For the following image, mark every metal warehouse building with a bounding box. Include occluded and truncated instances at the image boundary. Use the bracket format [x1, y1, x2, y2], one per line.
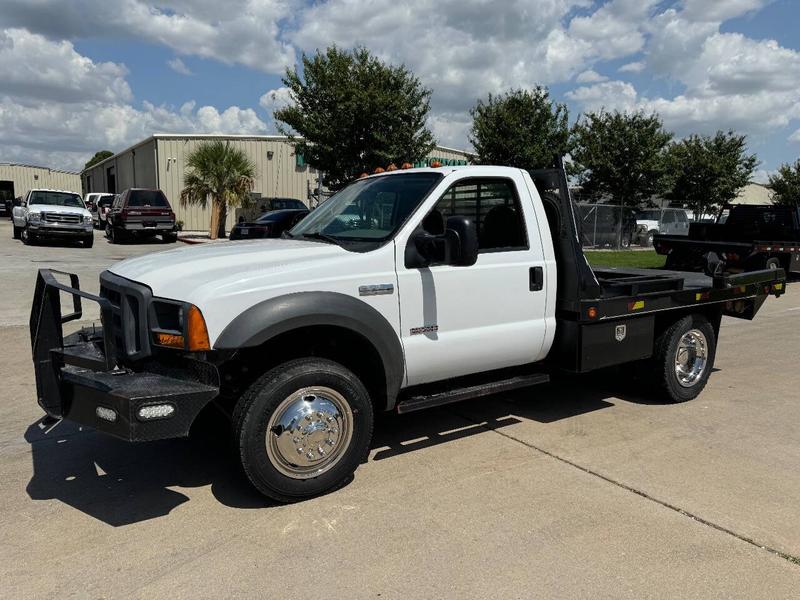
[81, 134, 473, 232]
[0, 163, 81, 207]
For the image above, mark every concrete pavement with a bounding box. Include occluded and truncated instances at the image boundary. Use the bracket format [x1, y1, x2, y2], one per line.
[1, 220, 799, 598]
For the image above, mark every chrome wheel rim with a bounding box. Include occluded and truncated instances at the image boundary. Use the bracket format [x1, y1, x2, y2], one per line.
[265, 386, 353, 480]
[674, 329, 708, 387]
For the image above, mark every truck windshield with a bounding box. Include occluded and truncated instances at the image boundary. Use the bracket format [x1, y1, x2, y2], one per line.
[290, 173, 442, 242]
[29, 191, 83, 207]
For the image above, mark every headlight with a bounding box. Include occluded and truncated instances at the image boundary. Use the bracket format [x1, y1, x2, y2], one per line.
[151, 300, 211, 352]
[83, 214, 93, 224]
[27, 211, 41, 223]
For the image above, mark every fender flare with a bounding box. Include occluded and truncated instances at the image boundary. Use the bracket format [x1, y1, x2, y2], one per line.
[214, 291, 404, 409]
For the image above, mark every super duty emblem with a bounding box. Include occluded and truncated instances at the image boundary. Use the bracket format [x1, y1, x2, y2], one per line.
[615, 324, 627, 342]
[410, 325, 438, 335]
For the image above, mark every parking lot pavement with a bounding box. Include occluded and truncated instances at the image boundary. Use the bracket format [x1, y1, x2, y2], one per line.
[0, 220, 172, 326]
[2, 218, 799, 597]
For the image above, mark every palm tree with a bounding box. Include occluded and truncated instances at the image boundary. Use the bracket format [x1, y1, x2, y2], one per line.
[180, 141, 256, 239]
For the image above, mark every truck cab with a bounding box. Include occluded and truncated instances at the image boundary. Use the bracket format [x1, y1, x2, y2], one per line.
[29, 164, 786, 503]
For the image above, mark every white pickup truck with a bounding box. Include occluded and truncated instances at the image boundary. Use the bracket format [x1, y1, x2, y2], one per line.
[13, 189, 94, 247]
[30, 161, 786, 502]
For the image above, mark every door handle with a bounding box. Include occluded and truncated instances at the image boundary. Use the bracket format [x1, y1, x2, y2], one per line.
[529, 266, 544, 291]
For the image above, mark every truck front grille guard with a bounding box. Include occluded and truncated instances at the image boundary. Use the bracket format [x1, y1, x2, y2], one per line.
[30, 269, 117, 417]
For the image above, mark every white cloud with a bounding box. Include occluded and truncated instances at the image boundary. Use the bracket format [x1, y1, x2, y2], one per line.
[259, 87, 293, 113]
[619, 61, 644, 73]
[681, 0, 772, 23]
[0, 97, 268, 171]
[0, 28, 131, 103]
[0, 0, 297, 73]
[576, 69, 608, 83]
[566, 81, 639, 113]
[167, 57, 192, 76]
[1, 0, 799, 166]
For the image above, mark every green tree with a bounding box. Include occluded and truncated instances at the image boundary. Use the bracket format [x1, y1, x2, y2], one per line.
[665, 131, 758, 219]
[274, 46, 435, 190]
[569, 110, 673, 207]
[180, 141, 256, 239]
[469, 87, 569, 171]
[769, 160, 800, 206]
[84, 150, 113, 170]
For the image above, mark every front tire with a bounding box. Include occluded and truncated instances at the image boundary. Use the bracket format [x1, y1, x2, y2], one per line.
[650, 314, 716, 403]
[233, 358, 374, 503]
[21, 226, 36, 245]
[82, 235, 94, 248]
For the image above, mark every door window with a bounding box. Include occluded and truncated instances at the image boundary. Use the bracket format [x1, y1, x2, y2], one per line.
[424, 178, 528, 252]
[662, 211, 675, 224]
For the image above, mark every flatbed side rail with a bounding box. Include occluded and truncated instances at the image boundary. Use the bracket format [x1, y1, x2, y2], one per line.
[29, 269, 116, 417]
[570, 268, 786, 322]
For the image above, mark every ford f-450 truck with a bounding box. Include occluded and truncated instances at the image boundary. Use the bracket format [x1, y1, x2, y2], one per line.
[30, 161, 786, 502]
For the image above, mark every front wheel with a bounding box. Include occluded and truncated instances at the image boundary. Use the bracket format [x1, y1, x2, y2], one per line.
[21, 226, 36, 245]
[233, 358, 374, 503]
[649, 314, 716, 402]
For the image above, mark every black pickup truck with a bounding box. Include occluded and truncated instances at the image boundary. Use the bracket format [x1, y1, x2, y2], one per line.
[655, 204, 800, 275]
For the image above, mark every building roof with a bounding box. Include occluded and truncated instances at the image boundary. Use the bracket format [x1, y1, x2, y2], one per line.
[0, 162, 80, 175]
[81, 133, 474, 174]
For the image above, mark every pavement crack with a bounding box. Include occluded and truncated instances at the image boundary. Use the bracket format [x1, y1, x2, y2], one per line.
[450, 407, 800, 568]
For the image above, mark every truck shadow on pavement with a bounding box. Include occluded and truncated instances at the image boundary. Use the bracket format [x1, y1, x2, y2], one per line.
[23, 372, 673, 526]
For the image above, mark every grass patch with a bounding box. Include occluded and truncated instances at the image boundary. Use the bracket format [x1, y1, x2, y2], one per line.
[585, 250, 666, 269]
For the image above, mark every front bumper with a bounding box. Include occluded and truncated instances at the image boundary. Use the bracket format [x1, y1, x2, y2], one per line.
[30, 270, 219, 442]
[28, 223, 93, 237]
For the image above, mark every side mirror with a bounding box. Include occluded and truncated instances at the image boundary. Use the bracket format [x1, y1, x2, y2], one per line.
[443, 216, 478, 266]
[405, 215, 478, 268]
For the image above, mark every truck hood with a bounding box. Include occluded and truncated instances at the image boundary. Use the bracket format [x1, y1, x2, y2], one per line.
[30, 204, 90, 216]
[108, 238, 352, 301]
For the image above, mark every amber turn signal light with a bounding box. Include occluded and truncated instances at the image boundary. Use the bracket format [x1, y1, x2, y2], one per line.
[186, 305, 211, 352]
[154, 332, 184, 348]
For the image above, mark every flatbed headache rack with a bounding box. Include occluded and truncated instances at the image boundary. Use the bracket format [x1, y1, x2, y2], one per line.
[528, 160, 787, 325]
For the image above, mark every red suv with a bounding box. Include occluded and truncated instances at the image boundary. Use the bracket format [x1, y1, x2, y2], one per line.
[106, 188, 177, 244]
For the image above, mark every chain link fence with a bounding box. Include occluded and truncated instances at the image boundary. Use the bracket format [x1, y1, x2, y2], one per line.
[575, 202, 643, 250]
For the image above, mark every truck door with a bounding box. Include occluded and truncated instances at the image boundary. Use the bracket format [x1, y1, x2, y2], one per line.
[661, 209, 676, 235]
[395, 171, 549, 386]
[676, 210, 689, 235]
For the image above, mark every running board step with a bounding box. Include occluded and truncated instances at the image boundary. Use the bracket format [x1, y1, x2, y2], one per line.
[396, 373, 550, 414]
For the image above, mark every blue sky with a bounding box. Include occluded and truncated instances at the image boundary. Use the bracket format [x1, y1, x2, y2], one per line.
[0, 0, 798, 178]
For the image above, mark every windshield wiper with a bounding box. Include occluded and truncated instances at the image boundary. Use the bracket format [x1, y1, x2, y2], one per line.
[301, 231, 341, 245]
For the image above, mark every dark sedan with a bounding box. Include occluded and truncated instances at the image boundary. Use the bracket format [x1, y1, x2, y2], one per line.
[229, 209, 309, 240]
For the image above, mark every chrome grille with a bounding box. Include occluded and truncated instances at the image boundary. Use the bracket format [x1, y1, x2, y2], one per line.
[43, 212, 81, 224]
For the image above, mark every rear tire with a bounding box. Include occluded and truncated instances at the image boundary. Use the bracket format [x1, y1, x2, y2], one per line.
[765, 257, 781, 270]
[649, 314, 716, 403]
[232, 358, 374, 503]
[162, 232, 178, 243]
